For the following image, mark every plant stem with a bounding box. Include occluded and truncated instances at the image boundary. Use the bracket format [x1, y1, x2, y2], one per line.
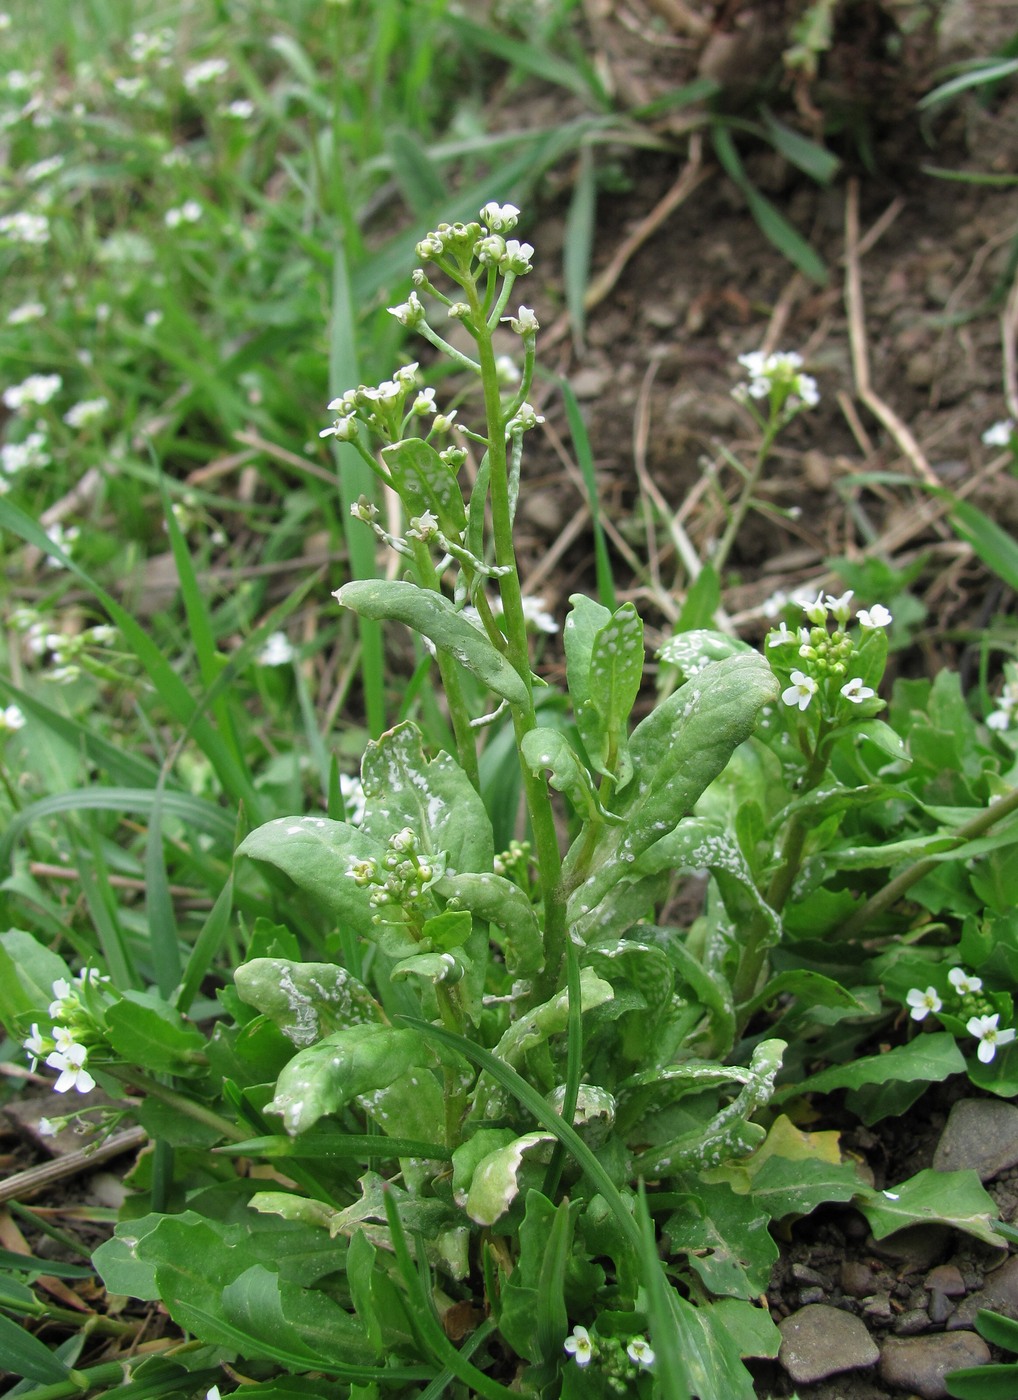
[711, 417, 781, 576]
[466, 280, 566, 994]
[411, 540, 480, 789]
[104, 1066, 247, 1142]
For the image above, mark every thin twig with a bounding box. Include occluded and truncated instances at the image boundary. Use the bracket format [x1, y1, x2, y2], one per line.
[0, 1127, 148, 1205]
[844, 177, 940, 487]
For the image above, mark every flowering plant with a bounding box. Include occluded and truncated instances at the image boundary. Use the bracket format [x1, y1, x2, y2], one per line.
[3, 204, 1018, 1399]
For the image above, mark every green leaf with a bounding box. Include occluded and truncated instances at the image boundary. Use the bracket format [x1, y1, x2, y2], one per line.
[656, 628, 753, 679]
[664, 1179, 778, 1298]
[0, 1312, 74, 1384]
[0, 929, 71, 1028]
[858, 1169, 1001, 1247]
[738, 1152, 862, 1219]
[760, 109, 841, 184]
[334, 580, 531, 705]
[268, 1024, 432, 1135]
[567, 654, 778, 917]
[361, 720, 493, 874]
[585, 602, 644, 786]
[238, 816, 384, 935]
[522, 727, 606, 824]
[464, 1132, 556, 1225]
[743, 969, 864, 1021]
[712, 125, 828, 284]
[945, 1362, 1018, 1400]
[104, 991, 206, 1073]
[381, 437, 466, 536]
[773, 1031, 965, 1102]
[234, 958, 383, 1047]
[436, 869, 543, 976]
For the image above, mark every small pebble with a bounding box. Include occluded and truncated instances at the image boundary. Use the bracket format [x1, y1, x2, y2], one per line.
[924, 1264, 965, 1297]
[895, 1307, 931, 1336]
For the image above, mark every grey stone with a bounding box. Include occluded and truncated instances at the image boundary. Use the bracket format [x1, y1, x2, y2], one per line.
[778, 1303, 880, 1384]
[895, 1307, 932, 1336]
[949, 1254, 1018, 1329]
[933, 1098, 1018, 1181]
[928, 1290, 956, 1325]
[842, 1260, 879, 1298]
[925, 1264, 966, 1297]
[880, 1331, 990, 1400]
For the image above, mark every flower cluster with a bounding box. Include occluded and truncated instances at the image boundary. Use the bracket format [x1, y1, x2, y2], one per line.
[765, 590, 890, 722]
[906, 966, 1016, 1064]
[319, 362, 432, 447]
[564, 1324, 655, 1387]
[23, 971, 111, 1095]
[733, 349, 819, 416]
[12, 611, 120, 685]
[348, 827, 447, 927]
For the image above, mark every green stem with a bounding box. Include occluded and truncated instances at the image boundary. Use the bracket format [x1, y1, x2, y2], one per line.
[732, 725, 830, 1014]
[104, 1066, 247, 1142]
[411, 541, 480, 790]
[711, 417, 781, 576]
[466, 280, 567, 995]
[836, 780, 1018, 941]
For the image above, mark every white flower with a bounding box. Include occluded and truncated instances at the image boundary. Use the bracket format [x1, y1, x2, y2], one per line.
[205, 1388, 221, 1400]
[49, 978, 76, 1019]
[494, 354, 520, 385]
[982, 420, 1015, 447]
[45, 1043, 96, 1094]
[948, 967, 982, 996]
[387, 290, 425, 328]
[967, 1013, 1016, 1064]
[988, 707, 1012, 732]
[0, 211, 50, 245]
[841, 677, 875, 704]
[7, 300, 45, 325]
[37, 1117, 57, 1137]
[23, 1023, 49, 1069]
[410, 387, 436, 416]
[506, 403, 543, 435]
[113, 76, 146, 100]
[480, 201, 520, 232]
[339, 773, 365, 826]
[0, 703, 25, 734]
[500, 239, 534, 275]
[164, 200, 202, 228]
[0, 13, 11, 30]
[627, 1336, 655, 1368]
[781, 670, 818, 711]
[63, 397, 109, 429]
[735, 349, 818, 408]
[857, 604, 892, 629]
[144, 309, 163, 327]
[257, 631, 294, 667]
[222, 99, 254, 119]
[825, 590, 854, 626]
[183, 58, 228, 92]
[320, 413, 357, 441]
[3, 373, 61, 411]
[52, 1025, 79, 1054]
[802, 591, 828, 626]
[44, 523, 79, 565]
[906, 986, 941, 1022]
[505, 305, 539, 335]
[407, 510, 439, 541]
[521, 596, 557, 634]
[127, 28, 174, 63]
[1, 431, 50, 474]
[564, 1325, 593, 1367]
[766, 621, 795, 647]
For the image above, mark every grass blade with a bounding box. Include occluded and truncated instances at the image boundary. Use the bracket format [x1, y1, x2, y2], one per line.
[560, 377, 617, 609]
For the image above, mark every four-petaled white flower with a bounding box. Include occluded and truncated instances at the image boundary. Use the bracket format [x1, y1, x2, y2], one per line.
[505, 305, 539, 335]
[45, 1042, 96, 1094]
[735, 349, 819, 408]
[627, 1336, 655, 1368]
[564, 1325, 593, 1367]
[966, 1013, 1016, 1064]
[857, 604, 892, 629]
[387, 290, 425, 328]
[948, 967, 982, 996]
[480, 201, 520, 232]
[803, 592, 827, 625]
[825, 590, 854, 626]
[781, 670, 818, 711]
[906, 986, 941, 1021]
[23, 1023, 49, 1070]
[49, 978, 76, 1019]
[840, 677, 874, 704]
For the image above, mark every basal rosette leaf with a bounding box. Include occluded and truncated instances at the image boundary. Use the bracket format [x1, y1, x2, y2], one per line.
[334, 579, 531, 706]
[360, 719, 493, 874]
[233, 958, 383, 1047]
